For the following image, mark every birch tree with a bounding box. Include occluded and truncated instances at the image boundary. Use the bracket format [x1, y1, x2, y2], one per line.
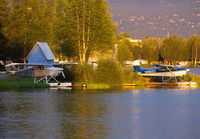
[141, 37, 159, 64]
[54, 0, 115, 64]
[188, 34, 200, 65]
[4, 0, 55, 61]
[160, 34, 188, 63]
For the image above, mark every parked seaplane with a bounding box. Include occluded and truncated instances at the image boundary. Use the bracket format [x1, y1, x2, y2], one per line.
[5, 62, 76, 83]
[5, 42, 78, 85]
[133, 60, 190, 82]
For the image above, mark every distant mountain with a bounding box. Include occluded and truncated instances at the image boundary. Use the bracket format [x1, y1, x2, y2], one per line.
[107, 0, 200, 38]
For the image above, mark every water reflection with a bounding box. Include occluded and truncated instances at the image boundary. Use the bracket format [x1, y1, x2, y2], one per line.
[0, 88, 200, 138]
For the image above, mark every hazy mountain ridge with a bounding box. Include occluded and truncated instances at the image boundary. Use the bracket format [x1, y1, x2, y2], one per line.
[107, 0, 200, 38]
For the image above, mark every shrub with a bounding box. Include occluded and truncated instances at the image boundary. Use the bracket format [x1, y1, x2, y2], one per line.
[63, 66, 74, 81]
[123, 69, 147, 85]
[72, 64, 95, 82]
[95, 58, 123, 86]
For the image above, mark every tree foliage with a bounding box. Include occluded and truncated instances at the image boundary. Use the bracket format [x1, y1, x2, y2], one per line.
[0, 0, 115, 63]
[118, 32, 132, 40]
[3, 0, 55, 61]
[132, 42, 142, 60]
[0, 0, 9, 60]
[0, 0, 200, 66]
[187, 34, 200, 65]
[141, 37, 159, 64]
[96, 58, 123, 86]
[54, 0, 115, 64]
[117, 38, 132, 64]
[160, 34, 189, 63]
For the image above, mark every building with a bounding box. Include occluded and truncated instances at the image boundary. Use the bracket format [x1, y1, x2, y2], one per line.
[26, 42, 56, 64]
[128, 38, 142, 43]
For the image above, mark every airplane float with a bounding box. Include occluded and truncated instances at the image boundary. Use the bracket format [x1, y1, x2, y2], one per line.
[5, 63, 77, 84]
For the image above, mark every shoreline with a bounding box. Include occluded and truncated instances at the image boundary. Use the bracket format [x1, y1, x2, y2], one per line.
[0, 69, 200, 90]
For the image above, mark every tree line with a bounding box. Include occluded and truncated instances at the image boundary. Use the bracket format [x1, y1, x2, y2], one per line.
[0, 0, 200, 66]
[117, 33, 200, 66]
[0, 0, 115, 64]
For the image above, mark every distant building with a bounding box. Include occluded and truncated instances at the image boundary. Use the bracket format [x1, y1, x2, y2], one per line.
[26, 42, 56, 64]
[128, 38, 142, 43]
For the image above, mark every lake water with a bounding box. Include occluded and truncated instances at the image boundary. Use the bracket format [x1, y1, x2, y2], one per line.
[189, 68, 200, 75]
[1, 88, 200, 139]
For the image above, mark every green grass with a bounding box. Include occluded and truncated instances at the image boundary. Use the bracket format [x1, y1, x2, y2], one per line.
[0, 78, 50, 90]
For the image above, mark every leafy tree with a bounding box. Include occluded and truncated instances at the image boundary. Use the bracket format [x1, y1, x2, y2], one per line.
[187, 34, 200, 65]
[141, 37, 159, 64]
[118, 32, 132, 40]
[0, 0, 9, 60]
[0, 33, 8, 60]
[160, 34, 188, 63]
[132, 42, 142, 60]
[4, 0, 55, 61]
[117, 38, 132, 64]
[53, 0, 78, 59]
[54, 0, 115, 64]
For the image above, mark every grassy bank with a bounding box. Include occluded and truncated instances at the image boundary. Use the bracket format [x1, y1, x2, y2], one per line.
[72, 82, 110, 89]
[180, 73, 200, 87]
[0, 78, 50, 90]
[61, 58, 148, 88]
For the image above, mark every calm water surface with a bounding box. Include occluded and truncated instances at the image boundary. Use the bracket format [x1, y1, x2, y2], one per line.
[189, 68, 200, 75]
[0, 88, 200, 139]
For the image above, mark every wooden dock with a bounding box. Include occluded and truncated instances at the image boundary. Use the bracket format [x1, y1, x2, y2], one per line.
[147, 82, 197, 87]
[48, 82, 72, 88]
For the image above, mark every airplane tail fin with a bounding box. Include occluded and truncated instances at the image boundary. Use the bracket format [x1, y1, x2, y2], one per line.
[133, 60, 141, 72]
[133, 66, 141, 72]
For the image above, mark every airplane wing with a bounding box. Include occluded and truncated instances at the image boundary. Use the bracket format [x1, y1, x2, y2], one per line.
[153, 65, 176, 68]
[5, 63, 52, 67]
[152, 64, 161, 67]
[52, 63, 78, 66]
[5, 62, 78, 67]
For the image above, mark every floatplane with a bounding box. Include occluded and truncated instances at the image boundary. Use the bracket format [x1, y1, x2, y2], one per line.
[132, 60, 196, 86]
[5, 42, 77, 87]
[5, 63, 77, 85]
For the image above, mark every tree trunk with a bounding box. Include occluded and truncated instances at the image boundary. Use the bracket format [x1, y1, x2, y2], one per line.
[82, 22, 86, 64]
[80, 0, 88, 65]
[194, 44, 198, 66]
[75, 2, 83, 64]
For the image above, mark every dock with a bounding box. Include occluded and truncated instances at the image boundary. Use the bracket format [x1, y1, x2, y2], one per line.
[147, 82, 197, 88]
[48, 82, 72, 88]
